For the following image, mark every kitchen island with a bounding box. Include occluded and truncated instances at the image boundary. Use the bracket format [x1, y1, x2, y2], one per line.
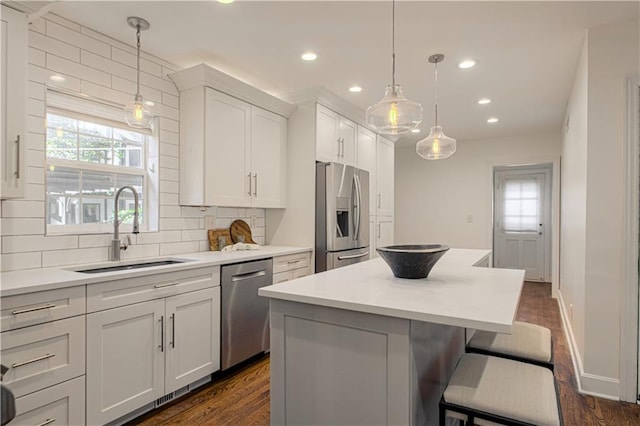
[259, 249, 525, 426]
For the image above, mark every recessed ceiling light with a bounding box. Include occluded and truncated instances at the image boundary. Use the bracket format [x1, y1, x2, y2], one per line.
[478, 98, 491, 105]
[217, 0, 234, 4]
[458, 59, 476, 69]
[144, 100, 155, 107]
[49, 75, 66, 82]
[411, 128, 421, 133]
[349, 86, 362, 93]
[487, 117, 499, 124]
[301, 52, 317, 61]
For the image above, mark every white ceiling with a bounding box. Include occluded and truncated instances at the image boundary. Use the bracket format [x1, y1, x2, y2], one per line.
[29, 1, 640, 146]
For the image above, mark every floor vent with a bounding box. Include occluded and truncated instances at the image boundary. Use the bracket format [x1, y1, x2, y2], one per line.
[155, 385, 190, 407]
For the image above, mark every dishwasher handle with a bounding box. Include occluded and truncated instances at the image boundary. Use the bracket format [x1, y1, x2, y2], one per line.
[231, 270, 267, 282]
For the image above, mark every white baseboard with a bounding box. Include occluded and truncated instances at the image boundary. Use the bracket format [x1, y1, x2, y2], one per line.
[557, 291, 620, 400]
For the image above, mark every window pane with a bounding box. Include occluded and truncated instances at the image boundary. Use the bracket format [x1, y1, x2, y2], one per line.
[47, 114, 77, 132]
[46, 128, 78, 160]
[502, 177, 540, 232]
[114, 140, 143, 168]
[79, 134, 112, 164]
[79, 120, 112, 138]
[83, 171, 114, 197]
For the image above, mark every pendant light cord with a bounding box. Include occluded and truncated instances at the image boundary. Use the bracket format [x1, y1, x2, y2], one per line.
[434, 59, 439, 126]
[391, 0, 396, 87]
[136, 25, 141, 96]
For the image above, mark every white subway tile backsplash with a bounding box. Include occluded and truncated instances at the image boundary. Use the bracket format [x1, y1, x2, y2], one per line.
[2, 235, 78, 253]
[46, 21, 110, 57]
[181, 207, 215, 218]
[27, 98, 44, 118]
[47, 54, 111, 87]
[27, 115, 45, 135]
[78, 234, 112, 248]
[45, 14, 81, 32]
[159, 241, 200, 256]
[1, 201, 45, 219]
[181, 229, 206, 242]
[42, 247, 106, 268]
[25, 184, 45, 201]
[27, 131, 45, 151]
[140, 72, 178, 96]
[162, 92, 179, 108]
[81, 50, 136, 82]
[160, 205, 182, 218]
[160, 193, 179, 206]
[27, 150, 45, 168]
[111, 76, 162, 104]
[28, 46, 46, 67]
[29, 17, 46, 35]
[79, 80, 130, 106]
[27, 167, 45, 185]
[160, 180, 179, 194]
[160, 143, 178, 158]
[160, 118, 179, 133]
[120, 244, 160, 260]
[111, 47, 162, 77]
[136, 230, 182, 245]
[160, 168, 179, 183]
[28, 81, 45, 100]
[160, 218, 201, 231]
[199, 241, 210, 252]
[217, 207, 246, 218]
[160, 155, 178, 170]
[30, 31, 80, 62]
[1, 219, 45, 236]
[159, 129, 179, 145]
[153, 103, 179, 121]
[0, 252, 42, 271]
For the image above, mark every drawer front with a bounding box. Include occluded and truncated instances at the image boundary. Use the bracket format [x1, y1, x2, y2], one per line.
[1, 286, 85, 332]
[87, 266, 220, 312]
[12, 376, 85, 426]
[291, 267, 311, 279]
[1, 316, 85, 398]
[273, 271, 293, 284]
[273, 252, 311, 274]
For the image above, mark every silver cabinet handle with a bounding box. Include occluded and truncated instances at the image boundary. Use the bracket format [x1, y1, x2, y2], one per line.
[337, 251, 369, 260]
[170, 313, 175, 348]
[12, 303, 56, 315]
[337, 138, 341, 157]
[154, 281, 179, 289]
[286, 260, 300, 265]
[231, 270, 266, 282]
[12, 353, 55, 368]
[36, 419, 56, 426]
[247, 172, 252, 196]
[15, 135, 20, 178]
[253, 173, 258, 197]
[377, 223, 381, 239]
[159, 316, 164, 352]
[377, 193, 381, 209]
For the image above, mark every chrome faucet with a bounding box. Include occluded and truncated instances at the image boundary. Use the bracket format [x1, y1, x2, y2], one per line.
[111, 185, 140, 261]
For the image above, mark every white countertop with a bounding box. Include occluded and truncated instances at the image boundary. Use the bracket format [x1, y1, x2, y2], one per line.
[259, 249, 524, 333]
[0, 246, 311, 297]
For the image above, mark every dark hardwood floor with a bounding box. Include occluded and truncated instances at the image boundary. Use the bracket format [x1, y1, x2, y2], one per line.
[128, 282, 640, 426]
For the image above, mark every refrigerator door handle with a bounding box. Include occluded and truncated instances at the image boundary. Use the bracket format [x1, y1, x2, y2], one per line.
[337, 251, 370, 260]
[353, 174, 361, 242]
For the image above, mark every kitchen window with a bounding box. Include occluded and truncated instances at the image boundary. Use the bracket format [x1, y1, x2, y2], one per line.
[45, 91, 159, 235]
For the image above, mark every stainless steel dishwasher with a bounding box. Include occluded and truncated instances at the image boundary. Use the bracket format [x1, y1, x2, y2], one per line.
[220, 258, 273, 370]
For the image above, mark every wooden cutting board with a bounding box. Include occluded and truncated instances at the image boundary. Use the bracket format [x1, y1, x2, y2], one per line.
[230, 219, 256, 244]
[208, 228, 232, 251]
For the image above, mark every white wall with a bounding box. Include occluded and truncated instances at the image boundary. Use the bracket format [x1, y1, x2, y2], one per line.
[0, 13, 265, 272]
[560, 18, 640, 398]
[395, 132, 561, 250]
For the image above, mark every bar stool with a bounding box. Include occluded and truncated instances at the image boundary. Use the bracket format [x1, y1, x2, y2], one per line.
[439, 353, 563, 426]
[467, 321, 554, 371]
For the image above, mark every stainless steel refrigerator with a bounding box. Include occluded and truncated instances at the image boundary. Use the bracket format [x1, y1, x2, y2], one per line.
[316, 162, 370, 272]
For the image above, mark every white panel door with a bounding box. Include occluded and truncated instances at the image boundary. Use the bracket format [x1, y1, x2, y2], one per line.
[204, 88, 252, 207]
[376, 216, 394, 249]
[494, 168, 550, 281]
[376, 136, 394, 216]
[251, 106, 287, 207]
[165, 287, 220, 393]
[339, 117, 357, 166]
[86, 300, 165, 425]
[0, 5, 26, 199]
[356, 125, 377, 216]
[316, 104, 340, 163]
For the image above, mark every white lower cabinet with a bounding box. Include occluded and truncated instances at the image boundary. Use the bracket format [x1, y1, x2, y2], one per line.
[86, 287, 220, 425]
[376, 216, 394, 251]
[272, 251, 312, 283]
[12, 376, 85, 426]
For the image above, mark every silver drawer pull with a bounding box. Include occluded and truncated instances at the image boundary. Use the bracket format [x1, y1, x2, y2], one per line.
[36, 419, 55, 426]
[12, 353, 55, 368]
[337, 251, 369, 260]
[286, 260, 300, 265]
[231, 270, 266, 282]
[154, 281, 180, 289]
[12, 303, 56, 315]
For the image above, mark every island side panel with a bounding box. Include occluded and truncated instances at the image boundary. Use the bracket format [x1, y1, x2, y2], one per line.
[410, 321, 465, 426]
[269, 299, 413, 425]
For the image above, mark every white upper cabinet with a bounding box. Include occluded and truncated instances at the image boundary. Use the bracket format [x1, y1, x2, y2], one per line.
[170, 63, 293, 208]
[356, 125, 377, 215]
[376, 135, 394, 216]
[1, 5, 27, 199]
[316, 104, 356, 166]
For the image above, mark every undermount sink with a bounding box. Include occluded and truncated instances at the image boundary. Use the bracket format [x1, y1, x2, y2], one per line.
[76, 259, 188, 274]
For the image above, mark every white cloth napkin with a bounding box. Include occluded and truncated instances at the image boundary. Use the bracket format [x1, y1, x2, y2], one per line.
[221, 242, 261, 252]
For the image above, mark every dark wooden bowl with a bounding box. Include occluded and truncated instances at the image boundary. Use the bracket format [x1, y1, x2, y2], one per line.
[376, 244, 449, 279]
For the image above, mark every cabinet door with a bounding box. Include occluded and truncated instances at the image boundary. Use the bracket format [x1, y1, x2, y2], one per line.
[251, 106, 287, 208]
[86, 300, 165, 425]
[376, 136, 395, 216]
[356, 126, 377, 215]
[316, 104, 340, 163]
[0, 5, 27, 199]
[165, 287, 220, 393]
[339, 117, 357, 166]
[204, 88, 252, 207]
[376, 216, 394, 249]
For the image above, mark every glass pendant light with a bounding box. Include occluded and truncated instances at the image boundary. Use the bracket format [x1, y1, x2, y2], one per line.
[416, 54, 457, 160]
[366, 0, 422, 135]
[124, 17, 154, 129]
